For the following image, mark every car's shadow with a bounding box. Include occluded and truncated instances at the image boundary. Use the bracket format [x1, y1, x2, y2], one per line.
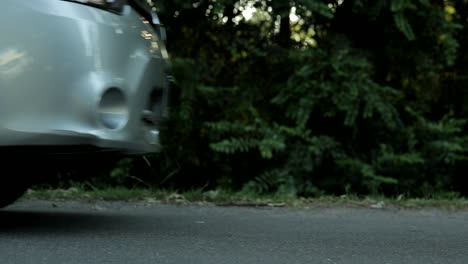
[0, 209, 138, 236]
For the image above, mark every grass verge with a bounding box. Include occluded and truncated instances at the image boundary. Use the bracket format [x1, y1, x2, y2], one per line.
[22, 186, 468, 211]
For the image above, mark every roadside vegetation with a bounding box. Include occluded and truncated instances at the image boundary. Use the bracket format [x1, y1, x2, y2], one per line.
[24, 186, 468, 211]
[34, 0, 468, 204]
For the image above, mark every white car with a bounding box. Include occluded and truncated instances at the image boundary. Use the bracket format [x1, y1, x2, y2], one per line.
[0, 0, 171, 207]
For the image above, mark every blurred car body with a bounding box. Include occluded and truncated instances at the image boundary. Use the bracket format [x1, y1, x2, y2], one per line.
[0, 0, 170, 207]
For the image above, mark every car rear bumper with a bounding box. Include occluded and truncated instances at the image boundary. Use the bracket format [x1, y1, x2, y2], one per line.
[0, 128, 160, 155]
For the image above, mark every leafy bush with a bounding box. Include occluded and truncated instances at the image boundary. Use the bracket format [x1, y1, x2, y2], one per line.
[100, 0, 468, 198]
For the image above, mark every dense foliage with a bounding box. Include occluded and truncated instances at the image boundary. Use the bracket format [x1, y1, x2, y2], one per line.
[98, 0, 468, 197]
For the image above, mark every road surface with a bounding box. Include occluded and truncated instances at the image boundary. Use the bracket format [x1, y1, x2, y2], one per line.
[0, 200, 467, 264]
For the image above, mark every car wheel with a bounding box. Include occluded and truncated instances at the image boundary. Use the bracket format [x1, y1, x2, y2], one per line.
[0, 177, 30, 208]
[0, 155, 40, 208]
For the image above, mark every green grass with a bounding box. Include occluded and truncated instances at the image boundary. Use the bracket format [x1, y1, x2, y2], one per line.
[22, 186, 468, 211]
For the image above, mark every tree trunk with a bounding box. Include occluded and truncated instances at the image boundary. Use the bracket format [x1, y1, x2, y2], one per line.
[275, 3, 292, 48]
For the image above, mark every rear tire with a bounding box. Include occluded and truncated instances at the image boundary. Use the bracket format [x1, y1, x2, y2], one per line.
[0, 177, 30, 208]
[0, 155, 40, 208]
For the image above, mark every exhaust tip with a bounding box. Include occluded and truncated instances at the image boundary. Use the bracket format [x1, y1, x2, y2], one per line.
[97, 87, 129, 130]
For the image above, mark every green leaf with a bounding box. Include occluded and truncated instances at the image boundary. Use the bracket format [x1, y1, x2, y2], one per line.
[393, 12, 415, 41]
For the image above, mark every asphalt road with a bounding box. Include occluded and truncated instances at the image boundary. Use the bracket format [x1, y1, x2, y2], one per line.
[0, 201, 467, 264]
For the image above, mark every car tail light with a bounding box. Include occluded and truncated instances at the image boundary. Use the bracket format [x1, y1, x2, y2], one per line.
[61, 0, 127, 14]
